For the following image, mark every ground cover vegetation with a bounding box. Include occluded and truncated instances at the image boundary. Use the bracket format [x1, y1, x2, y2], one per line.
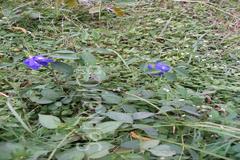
[0, 0, 240, 159]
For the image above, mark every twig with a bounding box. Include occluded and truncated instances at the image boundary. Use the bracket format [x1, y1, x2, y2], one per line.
[160, 17, 172, 37]
[6, 98, 32, 133]
[0, 92, 9, 98]
[47, 129, 76, 160]
[125, 92, 160, 110]
[108, 49, 131, 70]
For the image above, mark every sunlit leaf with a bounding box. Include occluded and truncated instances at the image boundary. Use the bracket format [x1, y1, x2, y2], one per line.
[112, 7, 125, 16]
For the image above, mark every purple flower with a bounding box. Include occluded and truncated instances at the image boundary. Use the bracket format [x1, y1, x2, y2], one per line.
[23, 55, 53, 70]
[147, 61, 171, 76]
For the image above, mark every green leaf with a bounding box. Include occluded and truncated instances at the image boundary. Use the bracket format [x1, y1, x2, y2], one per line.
[181, 105, 200, 117]
[27, 145, 49, 160]
[84, 141, 114, 159]
[0, 142, 24, 160]
[30, 97, 54, 104]
[140, 140, 160, 151]
[176, 85, 188, 98]
[132, 124, 158, 137]
[92, 67, 108, 82]
[120, 140, 140, 149]
[164, 72, 177, 81]
[41, 88, 62, 101]
[175, 66, 188, 77]
[105, 111, 133, 123]
[38, 114, 61, 129]
[101, 91, 122, 104]
[121, 104, 137, 113]
[121, 154, 145, 160]
[127, 89, 154, 100]
[84, 48, 113, 55]
[148, 144, 177, 157]
[232, 144, 240, 152]
[51, 50, 78, 60]
[81, 52, 96, 65]
[132, 112, 155, 120]
[51, 62, 74, 76]
[56, 148, 85, 160]
[81, 121, 122, 141]
[97, 121, 123, 133]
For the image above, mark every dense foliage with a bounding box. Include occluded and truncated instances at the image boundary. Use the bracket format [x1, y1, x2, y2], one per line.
[0, 0, 240, 159]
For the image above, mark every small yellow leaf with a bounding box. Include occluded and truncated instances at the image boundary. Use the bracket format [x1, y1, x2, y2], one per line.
[65, 0, 78, 8]
[112, 7, 124, 16]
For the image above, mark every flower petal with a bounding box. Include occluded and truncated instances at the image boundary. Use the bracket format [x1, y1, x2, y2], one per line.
[34, 55, 53, 66]
[148, 64, 154, 70]
[155, 62, 171, 72]
[23, 57, 42, 70]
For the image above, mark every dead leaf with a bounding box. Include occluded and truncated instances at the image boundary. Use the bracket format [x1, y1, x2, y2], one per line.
[130, 131, 152, 141]
[10, 27, 28, 34]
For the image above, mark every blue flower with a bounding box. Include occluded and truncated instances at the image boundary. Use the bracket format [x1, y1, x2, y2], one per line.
[147, 61, 171, 76]
[23, 55, 53, 70]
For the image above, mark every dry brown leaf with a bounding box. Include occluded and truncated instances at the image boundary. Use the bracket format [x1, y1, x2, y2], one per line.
[11, 27, 28, 34]
[130, 131, 152, 141]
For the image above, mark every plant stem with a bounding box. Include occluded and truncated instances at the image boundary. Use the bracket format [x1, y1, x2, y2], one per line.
[46, 66, 64, 92]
